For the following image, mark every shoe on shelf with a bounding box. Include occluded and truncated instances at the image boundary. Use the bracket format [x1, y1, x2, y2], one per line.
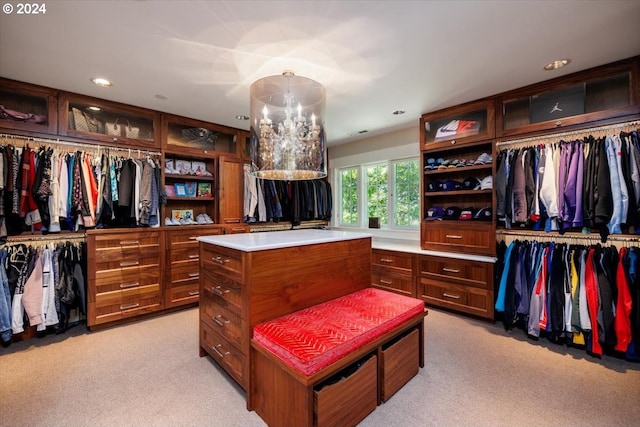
[196, 214, 207, 225]
[203, 214, 214, 224]
[165, 217, 177, 226]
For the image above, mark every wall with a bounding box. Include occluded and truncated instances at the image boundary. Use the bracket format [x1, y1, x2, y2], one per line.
[327, 125, 420, 242]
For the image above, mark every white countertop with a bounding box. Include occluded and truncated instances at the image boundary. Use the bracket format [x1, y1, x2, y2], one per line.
[197, 229, 372, 252]
[372, 238, 497, 263]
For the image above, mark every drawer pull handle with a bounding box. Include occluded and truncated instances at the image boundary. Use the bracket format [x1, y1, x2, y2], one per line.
[211, 344, 229, 359]
[212, 256, 230, 265]
[212, 314, 231, 327]
[120, 282, 139, 289]
[119, 240, 140, 245]
[442, 268, 460, 273]
[188, 255, 199, 259]
[188, 236, 198, 240]
[212, 286, 230, 296]
[379, 258, 393, 263]
[120, 303, 140, 310]
[188, 273, 199, 278]
[443, 293, 461, 300]
[232, 228, 245, 232]
[445, 234, 463, 239]
[188, 291, 199, 296]
[380, 279, 393, 285]
[120, 261, 140, 267]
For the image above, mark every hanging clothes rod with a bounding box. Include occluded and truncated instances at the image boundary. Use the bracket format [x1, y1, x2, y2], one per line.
[1, 233, 86, 248]
[496, 119, 640, 148]
[0, 132, 161, 157]
[496, 230, 640, 243]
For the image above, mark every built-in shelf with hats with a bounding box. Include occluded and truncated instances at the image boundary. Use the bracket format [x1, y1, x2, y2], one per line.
[419, 98, 496, 320]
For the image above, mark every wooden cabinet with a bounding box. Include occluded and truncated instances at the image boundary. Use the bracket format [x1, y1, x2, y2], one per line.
[418, 254, 494, 320]
[164, 226, 226, 308]
[86, 229, 163, 327]
[164, 155, 217, 225]
[420, 101, 496, 256]
[58, 92, 159, 148]
[497, 57, 640, 138]
[199, 232, 372, 391]
[218, 156, 244, 225]
[0, 78, 58, 135]
[371, 248, 417, 297]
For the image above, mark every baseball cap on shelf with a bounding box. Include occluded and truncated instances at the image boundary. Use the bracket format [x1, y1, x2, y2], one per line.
[473, 207, 493, 221]
[462, 177, 481, 190]
[441, 180, 462, 191]
[443, 206, 462, 220]
[425, 206, 445, 221]
[459, 207, 477, 220]
[427, 181, 443, 192]
[474, 153, 492, 165]
[480, 175, 493, 190]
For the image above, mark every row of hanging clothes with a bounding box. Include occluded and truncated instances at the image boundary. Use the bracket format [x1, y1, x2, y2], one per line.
[495, 127, 640, 242]
[0, 238, 86, 344]
[495, 238, 640, 362]
[0, 135, 164, 242]
[244, 166, 332, 225]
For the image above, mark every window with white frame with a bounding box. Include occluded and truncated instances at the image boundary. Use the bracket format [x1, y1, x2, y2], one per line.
[339, 167, 359, 226]
[337, 157, 419, 229]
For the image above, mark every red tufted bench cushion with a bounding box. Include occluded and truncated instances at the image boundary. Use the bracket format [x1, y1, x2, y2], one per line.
[252, 288, 425, 376]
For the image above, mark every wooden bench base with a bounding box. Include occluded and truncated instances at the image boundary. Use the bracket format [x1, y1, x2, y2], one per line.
[248, 314, 425, 427]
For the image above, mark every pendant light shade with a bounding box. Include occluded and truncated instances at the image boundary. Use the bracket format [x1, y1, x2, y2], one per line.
[250, 71, 326, 180]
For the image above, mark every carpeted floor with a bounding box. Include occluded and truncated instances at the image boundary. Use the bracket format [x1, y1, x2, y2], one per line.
[1, 306, 638, 427]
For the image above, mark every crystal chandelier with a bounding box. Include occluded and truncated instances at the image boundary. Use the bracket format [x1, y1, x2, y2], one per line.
[250, 71, 326, 180]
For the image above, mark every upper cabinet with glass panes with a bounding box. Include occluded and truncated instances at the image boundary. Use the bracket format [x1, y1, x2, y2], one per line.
[161, 113, 239, 158]
[0, 78, 58, 135]
[420, 99, 495, 151]
[497, 57, 640, 138]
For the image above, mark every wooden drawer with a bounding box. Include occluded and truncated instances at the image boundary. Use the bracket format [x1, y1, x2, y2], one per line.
[420, 278, 493, 319]
[169, 261, 200, 283]
[166, 281, 200, 307]
[94, 245, 159, 271]
[371, 249, 414, 273]
[92, 231, 160, 250]
[371, 266, 415, 297]
[169, 246, 199, 263]
[200, 270, 242, 317]
[419, 255, 492, 290]
[200, 244, 243, 281]
[201, 322, 245, 387]
[422, 221, 494, 256]
[200, 297, 244, 350]
[314, 354, 378, 427]
[92, 283, 163, 325]
[95, 265, 159, 293]
[168, 226, 224, 246]
[381, 328, 419, 402]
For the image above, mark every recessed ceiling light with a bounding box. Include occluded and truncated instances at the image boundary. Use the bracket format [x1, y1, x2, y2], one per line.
[87, 106, 101, 111]
[91, 77, 113, 87]
[544, 58, 571, 71]
[155, 94, 168, 100]
[235, 115, 250, 120]
[392, 110, 406, 115]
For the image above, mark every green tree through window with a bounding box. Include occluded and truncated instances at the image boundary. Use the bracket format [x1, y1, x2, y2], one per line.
[366, 163, 388, 225]
[340, 168, 358, 225]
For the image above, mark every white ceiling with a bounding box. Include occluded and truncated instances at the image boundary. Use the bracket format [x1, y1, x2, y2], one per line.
[1, 1, 639, 146]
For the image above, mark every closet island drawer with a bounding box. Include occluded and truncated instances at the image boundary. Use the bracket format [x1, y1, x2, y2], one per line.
[421, 221, 494, 256]
[201, 322, 246, 387]
[200, 270, 243, 317]
[200, 244, 243, 281]
[200, 296, 244, 350]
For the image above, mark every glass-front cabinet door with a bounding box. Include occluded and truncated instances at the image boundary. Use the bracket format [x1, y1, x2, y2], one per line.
[0, 78, 58, 135]
[420, 99, 495, 151]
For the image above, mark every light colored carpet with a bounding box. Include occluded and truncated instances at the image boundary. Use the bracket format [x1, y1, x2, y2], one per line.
[1, 306, 638, 427]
